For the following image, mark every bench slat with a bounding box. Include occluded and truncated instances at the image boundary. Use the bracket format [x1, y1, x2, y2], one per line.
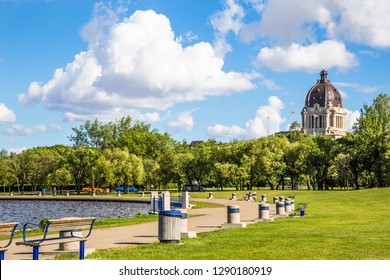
[17, 237, 88, 247]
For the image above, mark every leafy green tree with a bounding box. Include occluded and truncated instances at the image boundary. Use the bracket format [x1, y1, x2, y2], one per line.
[66, 146, 99, 194]
[353, 93, 390, 187]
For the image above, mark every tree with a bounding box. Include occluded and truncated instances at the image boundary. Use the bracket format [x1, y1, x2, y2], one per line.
[66, 146, 99, 194]
[353, 93, 390, 187]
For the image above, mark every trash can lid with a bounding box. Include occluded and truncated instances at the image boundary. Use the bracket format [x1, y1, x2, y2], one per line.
[159, 210, 182, 216]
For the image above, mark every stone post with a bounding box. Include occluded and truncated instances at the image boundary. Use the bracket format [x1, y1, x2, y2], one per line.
[180, 209, 196, 238]
[117, 191, 121, 197]
[273, 197, 279, 204]
[182, 191, 190, 209]
[59, 230, 83, 251]
[66, 191, 70, 197]
[162, 191, 171, 211]
[208, 192, 214, 199]
[285, 199, 292, 213]
[222, 205, 246, 228]
[230, 193, 237, 200]
[262, 194, 267, 202]
[149, 191, 159, 214]
[258, 202, 273, 221]
[276, 201, 286, 215]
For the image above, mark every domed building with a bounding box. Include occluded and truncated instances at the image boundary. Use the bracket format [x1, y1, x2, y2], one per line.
[301, 70, 347, 139]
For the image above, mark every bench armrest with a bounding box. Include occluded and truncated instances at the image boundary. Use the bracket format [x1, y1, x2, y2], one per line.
[22, 222, 49, 243]
[83, 219, 96, 239]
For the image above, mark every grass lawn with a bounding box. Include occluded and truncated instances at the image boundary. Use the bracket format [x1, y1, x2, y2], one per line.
[77, 188, 390, 260]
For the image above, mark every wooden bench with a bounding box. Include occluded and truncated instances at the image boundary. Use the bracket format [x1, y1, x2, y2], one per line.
[16, 217, 95, 260]
[0, 222, 19, 260]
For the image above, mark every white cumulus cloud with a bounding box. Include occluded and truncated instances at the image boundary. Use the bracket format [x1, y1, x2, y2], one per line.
[257, 40, 357, 73]
[0, 103, 16, 124]
[208, 96, 285, 138]
[18, 8, 257, 123]
[345, 109, 360, 131]
[167, 109, 198, 133]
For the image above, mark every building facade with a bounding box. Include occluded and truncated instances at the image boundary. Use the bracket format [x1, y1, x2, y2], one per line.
[301, 70, 347, 139]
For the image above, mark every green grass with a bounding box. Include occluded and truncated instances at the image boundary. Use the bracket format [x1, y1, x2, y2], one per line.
[81, 188, 390, 260]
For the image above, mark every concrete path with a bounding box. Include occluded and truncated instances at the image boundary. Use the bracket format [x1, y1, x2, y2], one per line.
[4, 198, 279, 260]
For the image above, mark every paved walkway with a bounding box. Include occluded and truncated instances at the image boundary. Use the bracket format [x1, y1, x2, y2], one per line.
[4, 198, 279, 260]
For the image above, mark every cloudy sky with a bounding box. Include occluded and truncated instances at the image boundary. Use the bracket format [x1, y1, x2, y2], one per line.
[0, 0, 389, 152]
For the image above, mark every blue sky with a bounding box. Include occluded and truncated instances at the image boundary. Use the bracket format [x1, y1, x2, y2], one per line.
[1, 0, 389, 152]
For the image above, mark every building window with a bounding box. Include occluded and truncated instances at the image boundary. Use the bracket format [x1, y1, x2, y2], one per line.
[319, 115, 322, 128]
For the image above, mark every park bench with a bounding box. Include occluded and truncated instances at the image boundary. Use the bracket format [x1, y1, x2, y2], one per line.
[295, 202, 309, 216]
[21, 191, 41, 196]
[0, 222, 19, 260]
[16, 217, 95, 260]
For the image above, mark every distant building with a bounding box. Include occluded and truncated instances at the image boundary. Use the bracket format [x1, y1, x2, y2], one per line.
[301, 70, 347, 139]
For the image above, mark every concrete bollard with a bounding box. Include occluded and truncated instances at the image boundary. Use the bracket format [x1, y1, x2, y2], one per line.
[149, 191, 158, 214]
[92, 191, 96, 197]
[38, 192, 42, 197]
[276, 201, 286, 215]
[222, 205, 246, 228]
[208, 192, 214, 199]
[141, 191, 145, 197]
[10, 192, 13, 197]
[59, 230, 82, 251]
[279, 196, 285, 202]
[247, 193, 253, 201]
[158, 210, 181, 244]
[257, 203, 273, 222]
[180, 209, 196, 238]
[117, 191, 121, 197]
[182, 191, 190, 209]
[230, 193, 237, 200]
[290, 199, 295, 211]
[252, 192, 257, 200]
[262, 194, 267, 202]
[66, 191, 70, 197]
[285, 199, 292, 213]
[162, 191, 171, 211]
[273, 197, 279, 204]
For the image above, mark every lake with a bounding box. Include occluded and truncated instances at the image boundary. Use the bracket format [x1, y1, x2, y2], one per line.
[0, 199, 150, 227]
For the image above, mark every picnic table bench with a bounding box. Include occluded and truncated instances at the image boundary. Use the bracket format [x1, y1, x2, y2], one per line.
[0, 222, 19, 260]
[16, 217, 95, 260]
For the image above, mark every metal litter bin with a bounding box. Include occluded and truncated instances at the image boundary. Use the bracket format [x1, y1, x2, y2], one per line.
[158, 210, 181, 244]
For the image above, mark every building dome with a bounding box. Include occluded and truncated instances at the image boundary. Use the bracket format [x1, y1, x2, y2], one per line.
[301, 70, 347, 139]
[305, 70, 343, 108]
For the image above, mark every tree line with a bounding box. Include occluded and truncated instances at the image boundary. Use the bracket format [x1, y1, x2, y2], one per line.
[1, 94, 389, 193]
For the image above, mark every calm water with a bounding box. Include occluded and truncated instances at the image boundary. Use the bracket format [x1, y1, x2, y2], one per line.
[0, 200, 150, 227]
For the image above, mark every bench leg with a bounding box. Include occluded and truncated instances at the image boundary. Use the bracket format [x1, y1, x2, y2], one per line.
[0, 251, 4, 260]
[33, 247, 39, 260]
[79, 241, 85, 260]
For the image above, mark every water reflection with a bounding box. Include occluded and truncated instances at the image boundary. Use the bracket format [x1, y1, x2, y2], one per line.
[0, 200, 150, 226]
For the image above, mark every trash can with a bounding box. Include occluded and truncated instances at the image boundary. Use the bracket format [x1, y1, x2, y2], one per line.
[158, 210, 181, 244]
[300, 209, 305, 217]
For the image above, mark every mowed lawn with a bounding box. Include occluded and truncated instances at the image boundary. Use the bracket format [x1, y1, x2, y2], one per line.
[85, 188, 390, 260]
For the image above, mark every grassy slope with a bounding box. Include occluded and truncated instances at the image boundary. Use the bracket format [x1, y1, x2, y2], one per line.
[85, 188, 390, 260]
